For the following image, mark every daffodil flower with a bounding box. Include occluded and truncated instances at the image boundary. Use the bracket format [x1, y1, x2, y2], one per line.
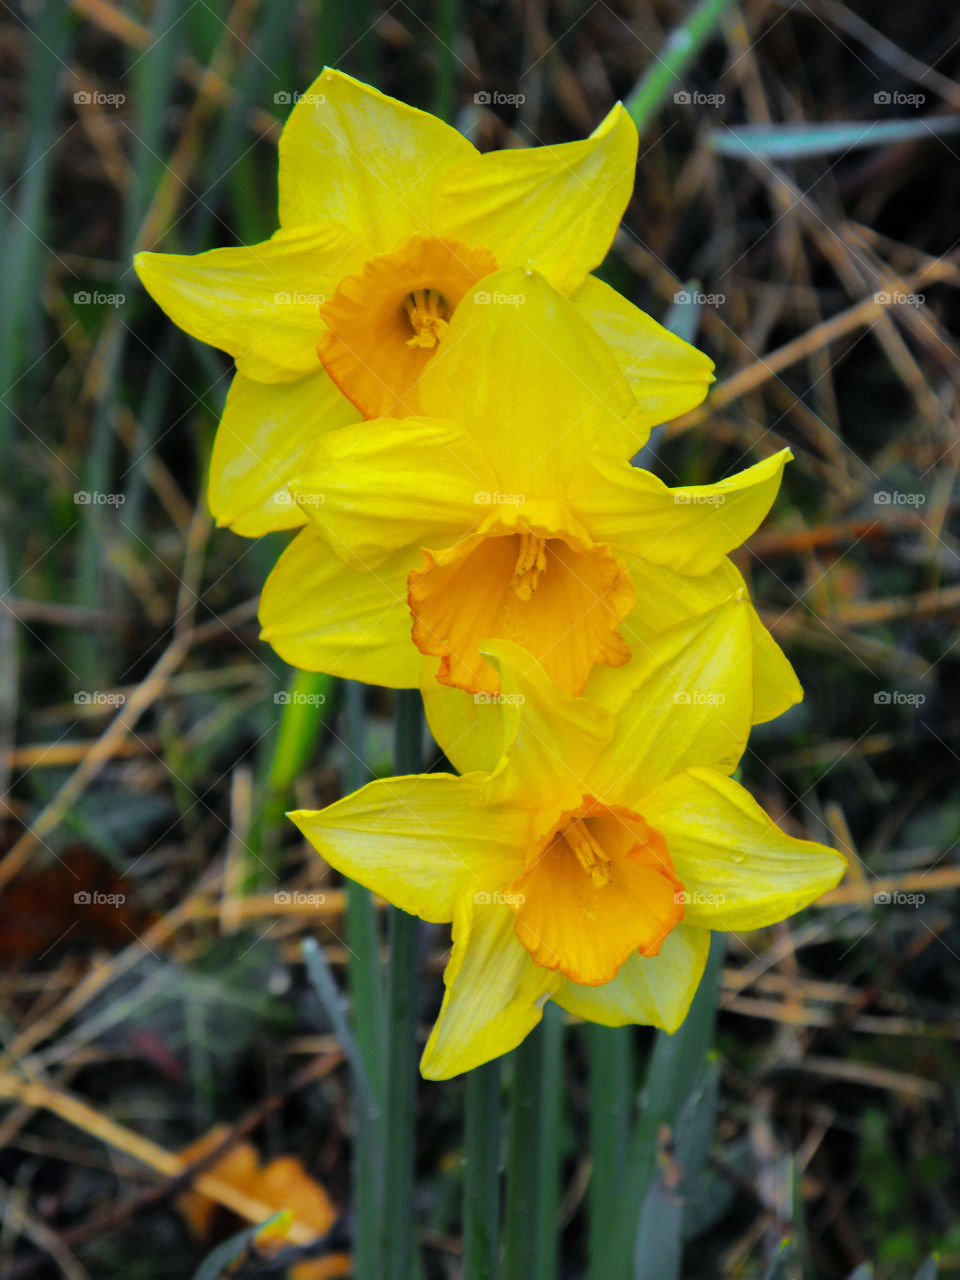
[259, 270, 799, 722]
[133, 70, 713, 535]
[291, 600, 846, 1079]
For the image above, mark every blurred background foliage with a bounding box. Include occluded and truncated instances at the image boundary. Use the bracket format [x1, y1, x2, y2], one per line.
[1, 0, 960, 1276]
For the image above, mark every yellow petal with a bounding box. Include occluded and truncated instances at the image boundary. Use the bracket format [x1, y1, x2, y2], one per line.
[278, 69, 476, 243]
[641, 768, 847, 929]
[419, 269, 636, 489]
[592, 556, 799, 728]
[209, 370, 357, 536]
[476, 641, 613, 815]
[554, 923, 709, 1031]
[419, 656, 513, 776]
[420, 893, 562, 1079]
[423, 640, 612, 812]
[292, 416, 493, 568]
[569, 274, 715, 426]
[587, 597, 755, 801]
[570, 449, 792, 575]
[747, 603, 803, 723]
[432, 104, 638, 294]
[289, 772, 531, 924]
[258, 526, 419, 687]
[134, 224, 358, 381]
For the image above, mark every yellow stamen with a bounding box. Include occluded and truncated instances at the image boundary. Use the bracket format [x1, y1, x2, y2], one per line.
[511, 532, 548, 601]
[568, 822, 612, 888]
[404, 287, 450, 349]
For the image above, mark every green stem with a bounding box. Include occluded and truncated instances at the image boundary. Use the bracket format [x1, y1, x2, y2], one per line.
[504, 1006, 564, 1280]
[623, 0, 734, 132]
[588, 1026, 634, 1280]
[463, 1059, 502, 1280]
[381, 689, 424, 1280]
[534, 1004, 564, 1280]
[433, 0, 458, 123]
[343, 681, 385, 1280]
[504, 1025, 542, 1280]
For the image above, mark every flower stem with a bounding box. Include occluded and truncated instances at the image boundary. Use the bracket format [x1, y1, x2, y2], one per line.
[343, 681, 385, 1280]
[587, 1026, 634, 1280]
[463, 1059, 502, 1280]
[433, 0, 458, 124]
[381, 689, 424, 1280]
[504, 1004, 564, 1280]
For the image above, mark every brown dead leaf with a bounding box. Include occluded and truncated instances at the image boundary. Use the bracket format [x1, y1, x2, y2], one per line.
[0, 847, 155, 960]
[176, 1126, 351, 1278]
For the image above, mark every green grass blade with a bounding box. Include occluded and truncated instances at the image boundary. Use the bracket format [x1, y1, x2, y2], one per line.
[913, 1259, 940, 1280]
[192, 1212, 288, 1280]
[623, 0, 734, 132]
[634, 1056, 720, 1279]
[614, 933, 725, 1273]
[191, 0, 301, 245]
[254, 668, 335, 886]
[763, 1241, 796, 1280]
[710, 117, 960, 160]
[302, 936, 378, 1119]
[0, 1, 70, 484]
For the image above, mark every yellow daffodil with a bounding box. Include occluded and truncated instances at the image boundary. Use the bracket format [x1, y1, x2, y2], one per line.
[133, 69, 714, 535]
[259, 270, 799, 723]
[291, 599, 845, 1078]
